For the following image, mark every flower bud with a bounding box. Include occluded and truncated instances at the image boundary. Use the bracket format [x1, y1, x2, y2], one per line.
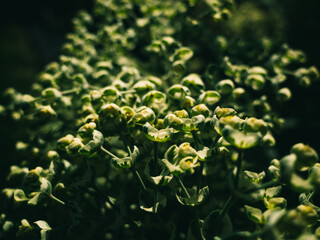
[78, 122, 96, 139]
[244, 117, 268, 135]
[214, 106, 237, 118]
[99, 103, 125, 135]
[291, 143, 318, 171]
[191, 104, 210, 118]
[276, 88, 291, 102]
[35, 105, 56, 120]
[129, 106, 155, 126]
[215, 79, 234, 94]
[167, 84, 190, 100]
[164, 114, 183, 130]
[66, 138, 84, 156]
[41, 88, 62, 104]
[57, 134, 74, 150]
[174, 109, 189, 118]
[178, 142, 197, 158]
[181, 73, 204, 96]
[197, 91, 219, 107]
[245, 74, 265, 90]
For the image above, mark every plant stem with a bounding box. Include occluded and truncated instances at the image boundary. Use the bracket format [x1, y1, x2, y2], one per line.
[192, 130, 203, 193]
[61, 88, 81, 95]
[120, 133, 132, 154]
[210, 135, 220, 149]
[217, 151, 243, 226]
[175, 177, 190, 199]
[216, 194, 237, 226]
[100, 146, 118, 159]
[191, 131, 200, 150]
[153, 142, 159, 213]
[235, 150, 243, 189]
[133, 168, 147, 191]
[153, 142, 159, 176]
[50, 194, 65, 205]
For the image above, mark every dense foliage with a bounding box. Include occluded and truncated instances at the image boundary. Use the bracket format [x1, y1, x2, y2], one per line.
[1, 0, 320, 239]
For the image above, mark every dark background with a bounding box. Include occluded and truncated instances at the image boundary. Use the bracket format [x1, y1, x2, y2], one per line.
[0, 0, 320, 182]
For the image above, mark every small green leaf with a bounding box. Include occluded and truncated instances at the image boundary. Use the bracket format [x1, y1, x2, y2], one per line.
[34, 220, 52, 240]
[171, 47, 193, 62]
[150, 175, 173, 186]
[139, 189, 167, 213]
[197, 147, 212, 162]
[142, 122, 173, 142]
[164, 145, 179, 163]
[40, 178, 52, 196]
[222, 126, 261, 149]
[28, 192, 43, 206]
[198, 91, 220, 106]
[265, 186, 282, 199]
[79, 130, 104, 155]
[176, 186, 209, 206]
[34, 220, 51, 231]
[13, 189, 28, 202]
[244, 205, 263, 223]
[161, 159, 184, 176]
[66, 138, 84, 156]
[112, 157, 132, 169]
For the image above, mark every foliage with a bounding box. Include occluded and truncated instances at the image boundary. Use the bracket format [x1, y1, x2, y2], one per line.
[0, 0, 320, 239]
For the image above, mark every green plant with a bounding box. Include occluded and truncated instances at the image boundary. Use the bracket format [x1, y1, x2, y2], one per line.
[1, 0, 320, 239]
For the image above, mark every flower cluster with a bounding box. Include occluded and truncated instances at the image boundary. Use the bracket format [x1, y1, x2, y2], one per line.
[1, 0, 319, 239]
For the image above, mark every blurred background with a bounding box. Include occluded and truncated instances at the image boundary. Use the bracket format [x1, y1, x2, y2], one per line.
[0, 0, 320, 182]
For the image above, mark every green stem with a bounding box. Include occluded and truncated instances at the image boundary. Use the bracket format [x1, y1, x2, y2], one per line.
[192, 130, 203, 193]
[210, 135, 220, 149]
[235, 150, 243, 189]
[153, 142, 159, 176]
[175, 177, 191, 199]
[120, 133, 132, 155]
[216, 194, 237, 226]
[216, 152, 243, 227]
[153, 142, 159, 213]
[133, 169, 147, 192]
[49, 194, 65, 205]
[191, 131, 200, 150]
[61, 88, 81, 95]
[100, 146, 118, 159]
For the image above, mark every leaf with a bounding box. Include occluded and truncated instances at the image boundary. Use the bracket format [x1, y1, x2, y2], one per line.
[28, 192, 43, 206]
[164, 145, 179, 163]
[176, 186, 209, 206]
[139, 189, 167, 213]
[244, 205, 263, 224]
[34, 220, 52, 240]
[112, 157, 132, 168]
[150, 175, 173, 186]
[34, 220, 51, 231]
[171, 47, 193, 62]
[222, 126, 261, 149]
[131, 145, 140, 162]
[198, 91, 220, 106]
[79, 130, 104, 155]
[142, 122, 173, 142]
[40, 178, 52, 196]
[265, 186, 282, 199]
[197, 147, 212, 162]
[13, 189, 28, 202]
[161, 158, 184, 176]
